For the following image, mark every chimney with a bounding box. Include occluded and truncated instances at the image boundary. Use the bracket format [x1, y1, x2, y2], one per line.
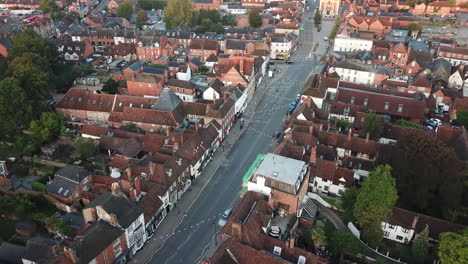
[134, 176, 141, 196]
[148, 162, 155, 176]
[365, 132, 370, 143]
[308, 125, 313, 135]
[310, 145, 317, 164]
[347, 128, 352, 141]
[126, 166, 133, 179]
[319, 124, 323, 132]
[166, 169, 173, 177]
[232, 219, 242, 240]
[312, 110, 315, 119]
[64, 247, 79, 264]
[83, 208, 97, 223]
[239, 59, 244, 74]
[173, 141, 180, 152]
[213, 91, 217, 103]
[411, 216, 419, 229]
[109, 214, 119, 225]
[111, 182, 121, 196]
[166, 126, 170, 137]
[288, 235, 296, 249]
[129, 187, 137, 201]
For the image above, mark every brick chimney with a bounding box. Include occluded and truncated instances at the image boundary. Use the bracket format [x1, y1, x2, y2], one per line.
[288, 235, 296, 248]
[239, 59, 244, 74]
[166, 126, 170, 137]
[173, 141, 180, 152]
[232, 219, 242, 240]
[129, 187, 137, 201]
[64, 247, 78, 263]
[312, 110, 316, 119]
[411, 216, 419, 229]
[83, 208, 97, 223]
[365, 132, 370, 143]
[319, 123, 323, 132]
[347, 128, 352, 141]
[310, 145, 317, 164]
[109, 214, 119, 225]
[111, 182, 121, 196]
[134, 176, 141, 195]
[126, 166, 133, 179]
[308, 125, 313, 135]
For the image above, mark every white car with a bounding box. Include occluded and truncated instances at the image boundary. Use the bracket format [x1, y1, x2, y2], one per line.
[430, 118, 442, 126]
[217, 208, 232, 227]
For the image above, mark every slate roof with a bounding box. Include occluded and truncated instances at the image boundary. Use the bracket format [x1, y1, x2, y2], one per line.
[143, 66, 166, 75]
[409, 50, 433, 69]
[0, 241, 25, 264]
[166, 79, 198, 90]
[86, 192, 143, 228]
[55, 165, 91, 183]
[73, 220, 124, 264]
[152, 88, 182, 111]
[126, 61, 143, 72]
[22, 237, 58, 264]
[312, 159, 354, 187]
[0, 38, 12, 49]
[47, 177, 78, 198]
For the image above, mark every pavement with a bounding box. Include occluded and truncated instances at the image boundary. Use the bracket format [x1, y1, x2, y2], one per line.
[130, 2, 328, 264]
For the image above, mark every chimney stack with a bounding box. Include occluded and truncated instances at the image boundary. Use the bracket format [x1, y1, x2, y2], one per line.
[126, 166, 133, 179]
[319, 123, 323, 132]
[365, 132, 370, 143]
[347, 128, 352, 141]
[232, 219, 242, 240]
[288, 235, 296, 249]
[411, 216, 419, 229]
[173, 141, 180, 152]
[310, 145, 317, 164]
[134, 176, 141, 196]
[111, 182, 121, 196]
[239, 59, 244, 74]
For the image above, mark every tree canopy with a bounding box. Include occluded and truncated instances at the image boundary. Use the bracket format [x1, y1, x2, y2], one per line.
[395, 119, 421, 129]
[75, 137, 98, 160]
[140, 0, 166, 10]
[438, 229, 468, 264]
[0, 77, 33, 136]
[354, 165, 398, 228]
[117, 0, 134, 21]
[9, 29, 58, 67]
[248, 9, 262, 28]
[136, 9, 149, 28]
[456, 110, 468, 130]
[411, 225, 430, 263]
[102, 78, 118, 94]
[342, 187, 359, 223]
[359, 110, 383, 140]
[29, 112, 65, 144]
[314, 9, 322, 27]
[39, 0, 64, 19]
[378, 132, 464, 220]
[328, 230, 365, 257]
[163, 0, 193, 29]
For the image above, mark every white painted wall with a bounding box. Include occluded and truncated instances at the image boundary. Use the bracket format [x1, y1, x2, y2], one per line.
[448, 71, 464, 90]
[330, 67, 374, 85]
[381, 222, 414, 244]
[247, 176, 272, 196]
[312, 177, 347, 196]
[203, 87, 220, 101]
[334, 36, 373, 52]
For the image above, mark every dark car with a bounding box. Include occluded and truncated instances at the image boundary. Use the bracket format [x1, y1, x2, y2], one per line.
[286, 60, 294, 64]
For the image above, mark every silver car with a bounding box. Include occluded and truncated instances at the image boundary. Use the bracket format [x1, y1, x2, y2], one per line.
[217, 209, 232, 227]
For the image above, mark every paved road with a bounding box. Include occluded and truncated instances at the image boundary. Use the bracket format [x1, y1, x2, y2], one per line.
[130, 2, 325, 264]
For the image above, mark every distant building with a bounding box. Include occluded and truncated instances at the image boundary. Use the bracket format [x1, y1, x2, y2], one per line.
[320, 0, 340, 18]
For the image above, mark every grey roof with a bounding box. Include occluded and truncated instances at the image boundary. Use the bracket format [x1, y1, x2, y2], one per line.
[0, 241, 25, 264]
[152, 88, 181, 111]
[333, 60, 391, 75]
[432, 58, 451, 75]
[253, 153, 307, 187]
[0, 38, 12, 49]
[143, 66, 166, 74]
[116, 137, 144, 157]
[127, 61, 143, 71]
[189, 57, 203, 67]
[55, 165, 91, 183]
[62, 212, 85, 229]
[409, 39, 429, 53]
[73, 220, 124, 264]
[22, 237, 58, 264]
[47, 176, 78, 198]
[86, 192, 143, 228]
[409, 50, 433, 69]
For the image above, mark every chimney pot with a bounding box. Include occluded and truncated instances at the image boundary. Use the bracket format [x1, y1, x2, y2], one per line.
[111, 182, 121, 196]
[365, 132, 370, 143]
[347, 128, 352, 140]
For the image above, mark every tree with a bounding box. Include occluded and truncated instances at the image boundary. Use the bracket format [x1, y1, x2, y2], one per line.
[102, 78, 118, 94]
[164, 0, 193, 29]
[136, 9, 149, 28]
[311, 227, 327, 247]
[438, 229, 468, 264]
[314, 9, 322, 27]
[0, 77, 33, 136]
[446, 0, 456, 6]
[412, 225, 430, 263]
[395, 119, 421, 129]
[377, 132, 464, 219]
[407, 23, 421, 36]
[39, 0, 64, 19]
[328, 230, 364, 257]
[117, 0, 134, 21]
[456, 110, 468, 130]
[140, 0, 166, 10]
[9, 29, 58, 67]
[29, 112, 65, 144]
[336, 119, 348, 131]
[354, 165, 398, 228]
[342, 187, 359, 223]
[75, 137, 98, 160]
[248, 9, 262, 28]
[222, 13, 237, 27]
[361, 221, 384, 248]
[359, 110, 383, 140]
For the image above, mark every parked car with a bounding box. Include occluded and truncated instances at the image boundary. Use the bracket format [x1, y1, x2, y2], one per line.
[217, 208, 232, 227]
[286, 60, 294, 64]
[424, 125, 434, 131]
[269, 226, 281, 238]
[296, 94, 301, 101]
[430, 118, 442, 126]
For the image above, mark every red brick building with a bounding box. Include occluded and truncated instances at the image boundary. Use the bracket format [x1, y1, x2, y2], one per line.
[192, 0, 221, 10]
[189, 38, 219, 61]
[126, 73, 163, 97]
[136, 35, 175, 62]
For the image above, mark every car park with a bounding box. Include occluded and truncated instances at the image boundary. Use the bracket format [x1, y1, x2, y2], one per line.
[217, 208, 232, 227]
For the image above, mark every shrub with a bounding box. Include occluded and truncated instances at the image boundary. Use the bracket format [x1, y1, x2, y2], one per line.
[32, 181, 48, 192]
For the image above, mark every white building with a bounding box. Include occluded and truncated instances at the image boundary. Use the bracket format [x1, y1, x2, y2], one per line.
[270, 35, 294, 60]
[448, 68, 466, 90]
[311, 159, 354, 196]
[224, 4, 247, 14]
[333, 35, 373, 52]
[202, 79, 223, 101]
[329, 61, 375, 85]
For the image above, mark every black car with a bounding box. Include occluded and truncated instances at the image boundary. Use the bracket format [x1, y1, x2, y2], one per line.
[286, 61, 294, 64]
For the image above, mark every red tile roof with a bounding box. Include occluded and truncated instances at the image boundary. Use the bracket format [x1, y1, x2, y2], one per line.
[56, 88, 115, 112]
[313, 159, 354, 187]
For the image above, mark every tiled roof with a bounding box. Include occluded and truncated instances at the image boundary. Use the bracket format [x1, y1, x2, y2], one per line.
[166, 79, 198, 90]
[189, 38, 218, 50]
[152, 88, 181, 111]
[385, 207, 466, 241]
[317, 130, 381, 157]
[56, 88, 115, 112]
[313, 159, 354, 187]
[138, 183, 165, 223]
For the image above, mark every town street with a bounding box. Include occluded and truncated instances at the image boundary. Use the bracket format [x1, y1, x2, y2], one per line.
[130, 2, 334, 264]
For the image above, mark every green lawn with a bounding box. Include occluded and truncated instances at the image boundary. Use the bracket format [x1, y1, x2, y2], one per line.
[321, 196, 343, 211]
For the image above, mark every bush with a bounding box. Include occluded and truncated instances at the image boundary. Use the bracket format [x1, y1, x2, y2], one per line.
[13, 164, 29, 177]
[32, 181, 48, 192]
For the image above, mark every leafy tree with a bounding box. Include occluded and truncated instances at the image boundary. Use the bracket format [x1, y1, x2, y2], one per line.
[438, 229, 468, 264]
[361, 221, 384, 248]
[336, 119, 348, 131]
[9, 29, 58, 67]
[32, 181, 48, 192]
[407, 23, 421, 36]
[0, 77, 33, 136]
[446, 0, 456, 6]
[198, 65, 209, 73]
[328, 230, 364, 257]
[29, 112, 65, 144]
[395, 119, 421, 129]
[342, 187, 359, 223]
[329, 16, 342, 39]
[140, 0, 166, 10]
[136, 9, 149, 28]
[377, 132, 463, 219]
[75, 137, 98, 160]
[412, 225, 430, 263]
[314, 9, 322, 27]
[39, 0, 64, 19]
[164, 0, 193, 29]
[354, 165, 397, 228]
[222, 13, 237, 27]
[312, 227, 327, 247]
[117, 0, 134, 21]
[248, 9, 262, 28]
[102, 78, 118, 94]
[359, 110, 383, 140]
[457, 110, 468, 130]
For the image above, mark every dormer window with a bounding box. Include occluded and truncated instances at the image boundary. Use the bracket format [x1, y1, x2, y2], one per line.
[350, 96, 355, 104]
[384, 102, 389, 111]
[398, 104, 403, 113]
